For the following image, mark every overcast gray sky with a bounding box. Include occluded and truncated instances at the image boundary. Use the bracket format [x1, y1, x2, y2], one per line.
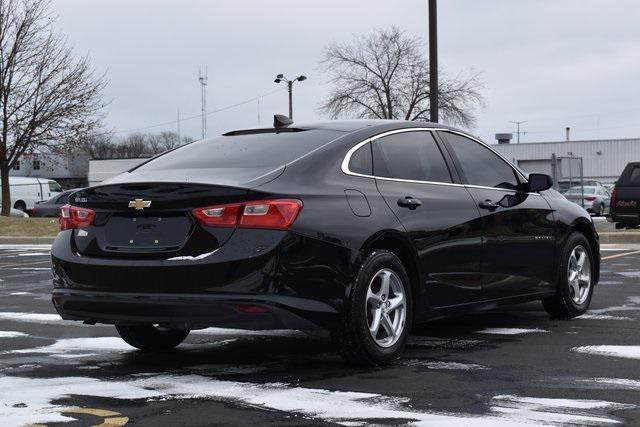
[52, 0, 640, 144]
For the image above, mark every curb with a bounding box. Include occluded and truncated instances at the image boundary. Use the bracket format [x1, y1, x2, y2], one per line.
[599, 232, 640, 244]
[0, 236, 55, 245]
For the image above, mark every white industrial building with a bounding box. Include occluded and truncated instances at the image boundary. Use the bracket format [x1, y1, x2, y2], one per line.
[88, 158, 148, 186]
[492, 136, 640, 188]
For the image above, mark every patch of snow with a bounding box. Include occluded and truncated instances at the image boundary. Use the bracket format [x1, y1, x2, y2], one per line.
[0, 375, 631, 427]
[578, 378, 640, 390]
[0, 312, 64, 324]
[8, 292, 33, 296]
[579, 314, 633, 321]
[0, 245, 51, 250]
[476, 328, 549, 335]
[573, 345, 640, 360]
[9, 337, 134, 357]
[405, 360, 488, 370]
[0, 331, 28, 338]
[616, 271, 640, 278]
[16, 252, 50, 257]
[6, 268, 51, 271]
[191, 327, 306, 338]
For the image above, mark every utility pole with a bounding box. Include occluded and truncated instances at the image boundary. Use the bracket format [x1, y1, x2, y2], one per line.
[428, 0, 438, 123]
[177, 108, 181, 143]
[510, 120, 528, 144]
[274, 74, 307, 120]
[199, 68, 208, 139]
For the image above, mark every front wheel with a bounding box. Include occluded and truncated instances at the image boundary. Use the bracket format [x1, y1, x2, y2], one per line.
[116, 324, 190, 352]
[542, 232, 595, 318]
[333, 250, 412, 366]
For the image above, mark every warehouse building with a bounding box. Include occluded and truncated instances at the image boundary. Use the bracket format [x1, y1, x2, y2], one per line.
[491, 135, 640, 190]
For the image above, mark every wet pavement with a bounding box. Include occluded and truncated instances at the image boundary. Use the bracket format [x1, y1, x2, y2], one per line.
[1, 243, 640, 426]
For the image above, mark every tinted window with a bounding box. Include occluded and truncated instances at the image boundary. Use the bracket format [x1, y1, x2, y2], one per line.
[348, 143, 373, 175]
[135, 130, 342, 171]
[443, 133, 519, 189]
[629, 166, 640, 185]
[371, 132, 452, 183]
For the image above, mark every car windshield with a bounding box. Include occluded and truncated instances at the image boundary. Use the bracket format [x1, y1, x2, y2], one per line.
[566, 187, 596, 195]
[134, 129, 343, 171]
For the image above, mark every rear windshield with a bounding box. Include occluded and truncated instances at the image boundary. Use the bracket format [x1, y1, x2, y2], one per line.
[134, 130, 343, 171]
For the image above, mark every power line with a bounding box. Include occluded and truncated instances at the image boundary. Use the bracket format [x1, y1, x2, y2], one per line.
[101, 87, 285, 137]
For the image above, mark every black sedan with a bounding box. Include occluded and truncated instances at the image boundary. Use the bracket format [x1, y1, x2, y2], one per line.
[33, 188, 81, 217]
[51, 120, 599, 365]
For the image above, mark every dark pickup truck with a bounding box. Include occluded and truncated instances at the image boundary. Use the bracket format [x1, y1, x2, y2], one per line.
[610, 162, 640, 228]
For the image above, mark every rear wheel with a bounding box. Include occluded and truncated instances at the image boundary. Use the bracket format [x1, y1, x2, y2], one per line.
[115, 324, 190, 351]
[542, 233, 594, 318]
[333, 250, 412, 366]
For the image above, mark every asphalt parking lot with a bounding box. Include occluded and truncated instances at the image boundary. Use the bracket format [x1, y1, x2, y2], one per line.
[2, 244, 640, 426]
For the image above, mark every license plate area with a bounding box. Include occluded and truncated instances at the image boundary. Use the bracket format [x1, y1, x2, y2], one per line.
[104, 214, 192, 251]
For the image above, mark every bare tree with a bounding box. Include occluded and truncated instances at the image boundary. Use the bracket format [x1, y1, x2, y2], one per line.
[80, 131, 193, 160]
[320, 26, 484, 127]
[0, 0, 106, 215]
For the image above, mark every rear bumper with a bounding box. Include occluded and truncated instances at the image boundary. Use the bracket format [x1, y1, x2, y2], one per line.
[610, 213, 640, 225]
[51, 229, 353, 330]
[52, 290, 333, 330]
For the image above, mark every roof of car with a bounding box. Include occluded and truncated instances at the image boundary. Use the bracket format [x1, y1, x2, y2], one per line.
[224, 119, 457, 136]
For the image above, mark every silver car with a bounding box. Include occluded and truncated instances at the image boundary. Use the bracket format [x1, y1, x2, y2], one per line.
[564, 185, 611, 216]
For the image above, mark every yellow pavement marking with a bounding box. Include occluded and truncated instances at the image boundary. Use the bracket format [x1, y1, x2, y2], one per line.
[58, 407, 129, 426]
[602, 250, 640, 261]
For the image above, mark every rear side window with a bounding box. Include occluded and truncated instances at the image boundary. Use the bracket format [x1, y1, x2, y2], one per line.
[371, 131, 452, 183]
[348, 143, 373, 175]
[628, 166, 640, 185]
[442, 132, 519, 189]
[134, 130, 343, 171]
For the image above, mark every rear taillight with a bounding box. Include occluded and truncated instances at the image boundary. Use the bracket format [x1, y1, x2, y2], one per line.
[193, 199, 302, 230]
[611, 188, 618, 207]
[584, 196, 596, 201]
[59, 204, 95, 231]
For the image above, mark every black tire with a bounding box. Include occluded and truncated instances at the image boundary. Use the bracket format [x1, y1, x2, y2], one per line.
[542, 232, 595, 318]
[13, 201, 26, 212]
[332, 250, 412, 366]
[115, 324, 190, 352]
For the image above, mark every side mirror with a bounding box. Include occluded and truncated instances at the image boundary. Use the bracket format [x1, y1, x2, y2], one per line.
[527, 173, 553, 192]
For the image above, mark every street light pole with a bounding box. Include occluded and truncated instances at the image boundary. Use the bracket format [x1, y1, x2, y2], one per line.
[288, 80, 293, 120]
[429, 0, 438, 123]
[274, 74, 307, 121]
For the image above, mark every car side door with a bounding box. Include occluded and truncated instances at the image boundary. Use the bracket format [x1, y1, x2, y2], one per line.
[438, 131, 557, 299]
[368, 130, 485, 310]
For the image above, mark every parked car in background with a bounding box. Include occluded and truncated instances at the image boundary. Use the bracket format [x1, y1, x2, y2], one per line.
[0, 177, 62, 212]
[51, 120, 600, 365]
[32, 188, 81, 217]
[610, 162, 640, 228]
[564, 185, 611, 216]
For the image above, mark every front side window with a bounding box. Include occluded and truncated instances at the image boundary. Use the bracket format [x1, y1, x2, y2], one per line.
[48, 181, 62, 192]
[628, 166, 640, 185]
[371, 131, 452, 183]
[442, 132, 519, 189]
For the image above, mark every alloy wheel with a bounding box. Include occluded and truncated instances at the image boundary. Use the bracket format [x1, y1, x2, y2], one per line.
[567, 245, 591, 305]
[365, 268, 406, 348]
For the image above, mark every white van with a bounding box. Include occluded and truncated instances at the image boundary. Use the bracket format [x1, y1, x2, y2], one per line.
[0, 177, 62, 212]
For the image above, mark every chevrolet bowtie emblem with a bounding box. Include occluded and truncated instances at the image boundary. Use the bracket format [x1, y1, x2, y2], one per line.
[128, 199, 152, 210]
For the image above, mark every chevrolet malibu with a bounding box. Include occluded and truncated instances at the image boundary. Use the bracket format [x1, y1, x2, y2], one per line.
[51, 120, 599, 365]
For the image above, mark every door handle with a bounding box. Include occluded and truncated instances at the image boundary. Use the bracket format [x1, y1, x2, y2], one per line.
[478, 199, 498, 211]
[397, 196, 422, 210]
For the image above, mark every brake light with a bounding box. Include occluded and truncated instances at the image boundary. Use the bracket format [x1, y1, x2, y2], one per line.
[584, 196, 596, 201]
[193, 199, 302, 230]
[611, 188, 618, 207]
[59, 204, 95, 230]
